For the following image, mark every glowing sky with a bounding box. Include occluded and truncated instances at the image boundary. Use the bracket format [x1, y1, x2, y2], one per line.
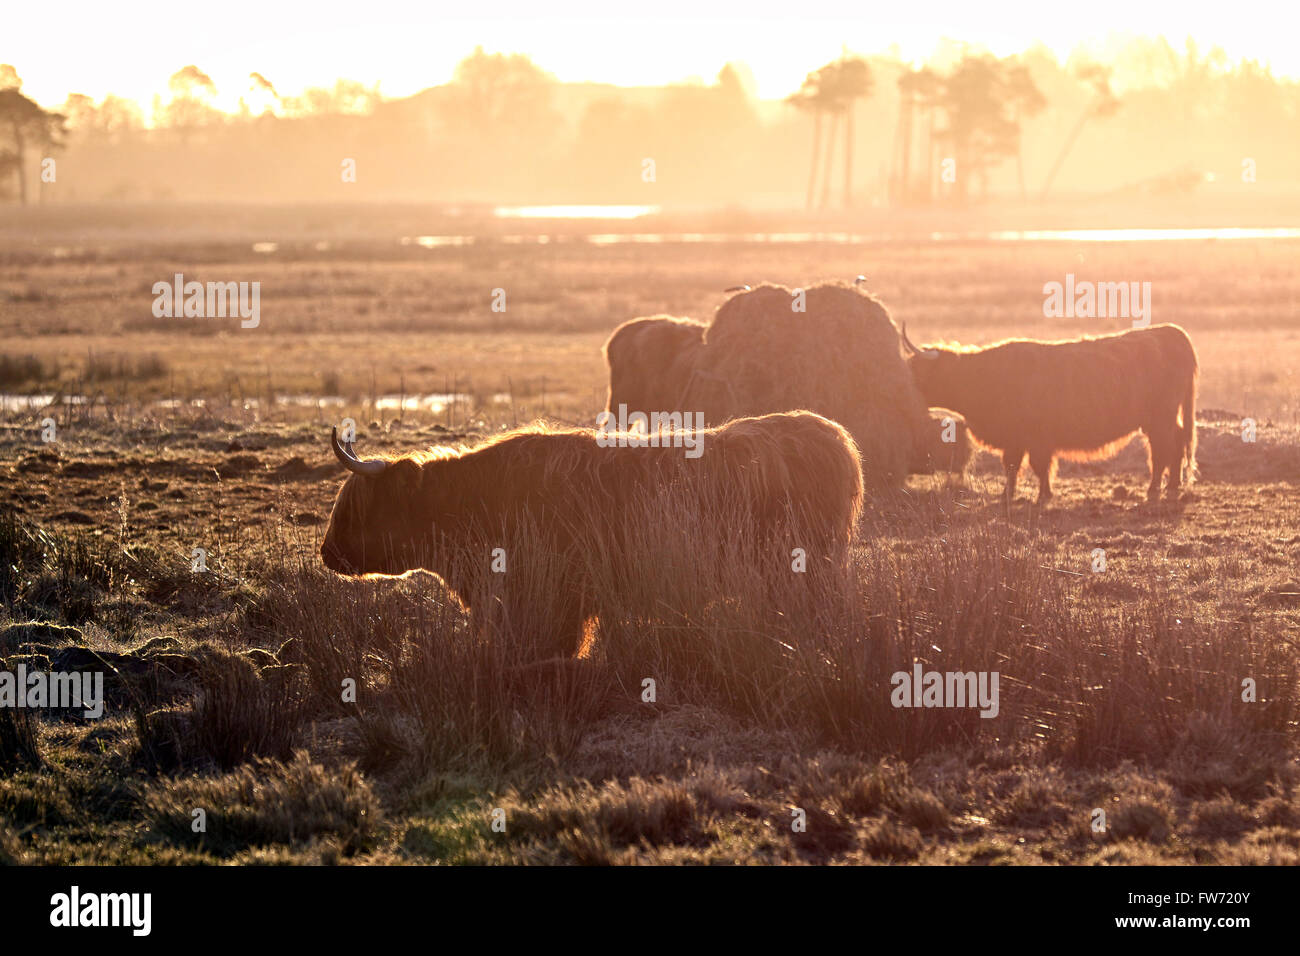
[5, 0, 1295, 113]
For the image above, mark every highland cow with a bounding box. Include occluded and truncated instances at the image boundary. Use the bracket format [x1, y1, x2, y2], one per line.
[601, 282, 941, 489]
[604, 314, 706, 418]
[321, 411, 863, 657]
[902, 323, 1198, 503]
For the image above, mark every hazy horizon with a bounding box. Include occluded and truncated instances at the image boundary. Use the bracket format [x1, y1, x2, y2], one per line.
[8, 0, 1300, 113]
[6, 2, 1300, 208]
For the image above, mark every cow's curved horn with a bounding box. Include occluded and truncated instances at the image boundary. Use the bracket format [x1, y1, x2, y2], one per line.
[331, 427, 388, 476]
[900, 322, 939, 360]
[724, 284, 751, 293]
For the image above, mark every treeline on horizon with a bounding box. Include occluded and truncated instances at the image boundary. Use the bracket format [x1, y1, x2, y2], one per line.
[1, 36, 1297, 207]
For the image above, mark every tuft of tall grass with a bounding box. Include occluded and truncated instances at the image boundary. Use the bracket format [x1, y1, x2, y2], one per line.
[582, 483, 1299, 763]
[187, 649, 304, 770]
[144, 752, 380, 857]
[0, 512, 155, 624]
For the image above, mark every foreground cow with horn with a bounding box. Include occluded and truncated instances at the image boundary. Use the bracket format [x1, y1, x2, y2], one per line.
[901, 323, 1198, 504]
[322, 411, 863, 657]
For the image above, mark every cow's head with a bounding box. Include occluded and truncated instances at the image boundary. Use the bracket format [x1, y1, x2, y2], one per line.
[603, 316, 705, 415]
[321, 428, 427, 575]
[899, 322, 961, 408]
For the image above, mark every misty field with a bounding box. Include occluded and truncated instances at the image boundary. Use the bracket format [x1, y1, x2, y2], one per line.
[1, 218, 1298, 864]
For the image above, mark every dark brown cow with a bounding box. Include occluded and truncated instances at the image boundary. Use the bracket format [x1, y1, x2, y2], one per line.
[603, 315, 706, 417]
[321, 411, 863, 657]
[902, 323, 1198, 503]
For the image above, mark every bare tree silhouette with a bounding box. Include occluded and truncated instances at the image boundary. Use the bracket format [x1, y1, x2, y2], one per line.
[789, 56, 872, 210]
[935, 54, 1044, 202]
[836, 57, 872, 208]
[0, 66, 66, 204]
[787, 68, 829, 209]
[895, 66, 941, 204]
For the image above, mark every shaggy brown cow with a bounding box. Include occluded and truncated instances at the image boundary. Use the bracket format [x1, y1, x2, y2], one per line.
[603, 314, 706, 417]
[902, 323, 1198, 503]
[321, 411, 863, 657]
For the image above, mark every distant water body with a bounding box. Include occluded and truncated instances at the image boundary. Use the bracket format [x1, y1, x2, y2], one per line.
[388, 218, 1300, 249]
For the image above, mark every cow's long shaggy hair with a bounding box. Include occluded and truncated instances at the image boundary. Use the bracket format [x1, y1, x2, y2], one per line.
[321, 411, 863, 658]
[602, 282, 935, 489]
[906, 323, 1198, 503]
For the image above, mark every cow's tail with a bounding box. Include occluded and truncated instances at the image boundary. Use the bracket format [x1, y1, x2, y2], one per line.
[1179, 361, 1198, 486]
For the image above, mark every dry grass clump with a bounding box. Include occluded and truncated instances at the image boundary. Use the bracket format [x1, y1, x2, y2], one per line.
[144, 752, 381, 858]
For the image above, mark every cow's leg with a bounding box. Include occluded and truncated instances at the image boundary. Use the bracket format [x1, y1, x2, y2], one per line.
[1162, 417, 1184, 500]
[1029, 448, 1056, 504]
[1144, 426, 1173, 502]
[1002, 448, 1025, 501]
[1165, 467, 1182, 500]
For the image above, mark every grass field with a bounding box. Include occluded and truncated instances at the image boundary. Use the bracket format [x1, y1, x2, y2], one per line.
[1, 212, 1298, 864]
